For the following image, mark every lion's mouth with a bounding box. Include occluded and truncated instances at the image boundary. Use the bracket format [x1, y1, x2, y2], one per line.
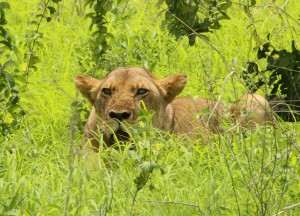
[109, 128, 130, 146]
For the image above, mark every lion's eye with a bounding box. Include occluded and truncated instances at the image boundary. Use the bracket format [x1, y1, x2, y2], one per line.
[136, 88, 148, 95]
[102, 88, 112, 96]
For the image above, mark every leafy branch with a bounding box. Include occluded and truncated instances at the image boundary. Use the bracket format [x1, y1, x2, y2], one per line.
[0, 0, 62, 138]
[84, 0, 115, 67]
[162, 0, 232, 45]
[130, 108, 165, 212]
[25, 0, 62, 83]
[0, 2, 25, 137]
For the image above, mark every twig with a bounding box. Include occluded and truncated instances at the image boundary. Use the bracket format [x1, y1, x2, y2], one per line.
[220, 140, 242, 215]
[25, 0, 51, 84]
[206, 69, 236, 126]
[271, 1, 300, 26]
[131, 172, 151, 207]
[273, 202, 300, 216]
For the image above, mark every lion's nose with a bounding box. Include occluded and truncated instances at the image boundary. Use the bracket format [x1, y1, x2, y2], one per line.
[109, 111, 131, 121]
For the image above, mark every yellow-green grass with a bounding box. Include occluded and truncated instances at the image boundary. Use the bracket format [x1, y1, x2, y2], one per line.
[1, 0, 299, 215]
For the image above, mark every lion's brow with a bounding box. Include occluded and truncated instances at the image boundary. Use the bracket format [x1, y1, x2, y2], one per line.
[106, 67, 157, 79]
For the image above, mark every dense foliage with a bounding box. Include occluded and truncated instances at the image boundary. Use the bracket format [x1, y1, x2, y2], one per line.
[85, 0, 114, 65]
[0, 2, 24, 137]
[0, 0, 299, 215]
[244, 40, 300, 122]
[85, 0, 232, 66]
[163, 0, 232, 45]
[0, 0, 63, 138]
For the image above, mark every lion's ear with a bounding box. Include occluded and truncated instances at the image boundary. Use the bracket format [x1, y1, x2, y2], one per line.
[75, 75, 102, 104]
[160, 74, 187, 103]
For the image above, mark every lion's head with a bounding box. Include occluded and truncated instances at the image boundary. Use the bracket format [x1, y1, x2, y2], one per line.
[75, 67, 187, 147]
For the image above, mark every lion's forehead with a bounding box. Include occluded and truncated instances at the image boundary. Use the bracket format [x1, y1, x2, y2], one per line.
[101, 68, 160, 92]
[108, 66, 155, 77]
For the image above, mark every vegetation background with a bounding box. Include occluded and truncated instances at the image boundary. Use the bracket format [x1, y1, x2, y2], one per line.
[0, 0, 300, 215]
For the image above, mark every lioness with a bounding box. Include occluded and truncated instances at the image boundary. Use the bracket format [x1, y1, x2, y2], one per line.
[75, 67, 226, 150]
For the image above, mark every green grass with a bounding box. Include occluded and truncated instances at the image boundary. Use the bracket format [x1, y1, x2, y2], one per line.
[1, 0, 300, 215]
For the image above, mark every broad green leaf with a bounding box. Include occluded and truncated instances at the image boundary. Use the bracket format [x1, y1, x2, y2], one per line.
[0, 40, 12, 49]
[0, 26, 7, 37]
[29, 56, 41, 65]
[11, 95, 20, 105]
[217, 1, 232, 11]
[2, 60, 17, 69]
[0, 8, 6, 25]
[0, 2, 10, 9]
[47, 6, 56, 15]
[0, 83, 5, 92]
[31, 21, 39, 25]
[1, 71, 15, 88]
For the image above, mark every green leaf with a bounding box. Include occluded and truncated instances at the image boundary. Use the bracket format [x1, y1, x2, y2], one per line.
[0, 83, 6, 92]
[47, 6, 56, 15]
[0, 2, 10, 9]
[11, 95, 20, 105]
[11, 88, 19, 94]
[20, 109, 26, 116]
[2, 60, 17, 69]
[0, 6, 5, 20]
[52, 0, 62, 3]
[103, 1, 113, 11]
[30, 56, 41, 65]
[245, 62, 260, 75]
[257, 43, 271, 59]
[4, 88, 9, 97]
[188, 34, 196, 46]
[292, 40, 300, 59]
[29, 65, 38, 71]
[0, 26, 7, 37]
[1, 71, 15, 88]
[0, 40, 12, 49]
[31, 21, 39, 25]
[278, 56, 290, 68]
[218, 11, 231, 21]
[217, 1, 232, 11]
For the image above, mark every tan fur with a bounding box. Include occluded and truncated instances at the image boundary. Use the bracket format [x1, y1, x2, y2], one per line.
[230, 94, 275, 130]
[75, 67, 226, 150]
[75, 67, 274, 151]
[172, 97, 225, 139]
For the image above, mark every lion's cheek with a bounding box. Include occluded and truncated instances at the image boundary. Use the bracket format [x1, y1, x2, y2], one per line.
[138, 96, 162, 113]
[94, 99, 109, 120]
[138, 97, 169, 129]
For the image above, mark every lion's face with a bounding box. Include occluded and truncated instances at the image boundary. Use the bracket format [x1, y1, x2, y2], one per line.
[75, 67, 187, 146]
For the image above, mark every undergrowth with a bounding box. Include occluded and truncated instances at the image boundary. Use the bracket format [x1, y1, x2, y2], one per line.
[0, 0, 299, 215]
